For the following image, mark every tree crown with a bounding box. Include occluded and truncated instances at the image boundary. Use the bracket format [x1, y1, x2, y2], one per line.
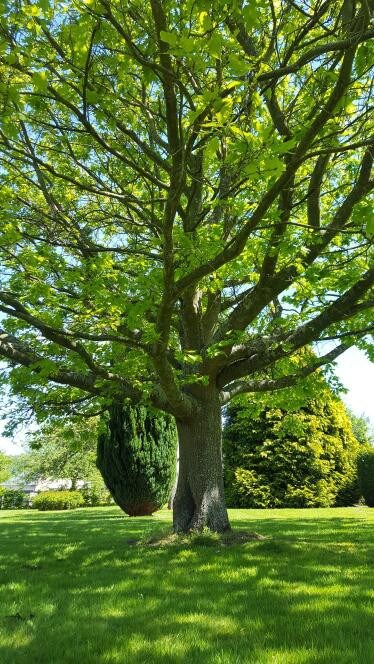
[0, 0, 373, 419]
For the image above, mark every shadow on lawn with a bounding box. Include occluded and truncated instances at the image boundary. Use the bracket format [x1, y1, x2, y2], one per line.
[0, 508, 373, 663]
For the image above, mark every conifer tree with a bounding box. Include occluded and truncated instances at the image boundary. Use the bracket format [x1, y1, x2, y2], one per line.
[224, 393, 362, 508]
[97, 403, 177, 516]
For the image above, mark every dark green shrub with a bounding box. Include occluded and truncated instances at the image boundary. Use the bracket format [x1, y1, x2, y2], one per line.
[357, 449, 374, 507]
[0, 488, 27, 509]
[224, 393, 361, 509]
[97, 402, 177, 516]
[32, 490, 84, 511]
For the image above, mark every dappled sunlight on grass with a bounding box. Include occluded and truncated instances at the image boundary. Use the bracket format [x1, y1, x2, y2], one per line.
[0, 506, 373, 663]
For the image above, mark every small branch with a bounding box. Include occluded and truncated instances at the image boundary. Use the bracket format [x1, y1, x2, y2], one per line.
[258, 29, 374, 84]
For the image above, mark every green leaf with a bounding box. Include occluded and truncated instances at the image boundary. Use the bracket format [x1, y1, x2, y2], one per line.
[198, 11, 212, 31]
[33, 71, 48, 91]
[228, 54, 249, 76]
[242, 3, 259, 28]
[366, 213, 374, 237]
[179, 36, 196, 54]
[86, 89, 99, 104]
[276, 138, 297, 154]
[4, 51, 18, 64]
[24, 4, 41, 17]
[262, 156, 284, 176]
[2, 122, 19, 139]
[244, 162, 259, 178]
[355, 42, 373, 78]
[159, 31, 177, 46]
[207, 33, 222, 58]
[37, 0, 50, 10]
[205, 136, 220, 159]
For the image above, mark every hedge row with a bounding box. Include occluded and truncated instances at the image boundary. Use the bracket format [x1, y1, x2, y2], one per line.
[0, 486, 113, 510]
[32, 490, 84, 511]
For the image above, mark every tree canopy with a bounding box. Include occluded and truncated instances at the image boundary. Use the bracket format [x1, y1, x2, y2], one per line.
[346, 409, 374, 446]
[0, 0, 373, 420]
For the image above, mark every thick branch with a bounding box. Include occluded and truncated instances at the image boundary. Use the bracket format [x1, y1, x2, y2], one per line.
[307, 154, 330, 228]
[220, 342, 351, 404]
[218, 267, 374, 387]
[0, 329, 100, 395]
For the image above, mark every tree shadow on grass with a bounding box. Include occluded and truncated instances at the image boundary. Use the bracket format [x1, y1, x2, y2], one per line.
[0, 508, 373, 663]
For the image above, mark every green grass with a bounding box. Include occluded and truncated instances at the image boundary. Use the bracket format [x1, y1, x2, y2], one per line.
[0, 507, 373, 664]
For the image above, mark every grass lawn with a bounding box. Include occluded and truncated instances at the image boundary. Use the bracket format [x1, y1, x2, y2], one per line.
[0, 506, 373, 664]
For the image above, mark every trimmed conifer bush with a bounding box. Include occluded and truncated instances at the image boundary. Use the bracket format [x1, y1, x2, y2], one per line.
[357, 449, 374, 507]
[97, 402, 177, 516]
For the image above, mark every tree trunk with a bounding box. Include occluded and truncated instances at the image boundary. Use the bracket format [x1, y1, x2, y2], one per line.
[173, 391, 230, 533]
[168, 448, 179, 509]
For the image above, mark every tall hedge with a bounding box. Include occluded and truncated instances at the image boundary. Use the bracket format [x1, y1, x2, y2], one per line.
[32, 490, 84, 511]
[223, 394, 362, 509]
[97, 402, 177, 516]
[357, 449, 374, 507]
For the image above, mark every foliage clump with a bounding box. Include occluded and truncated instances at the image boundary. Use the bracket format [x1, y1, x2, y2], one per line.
[0, 488, 26, 509]
[347, 411, 374, 446]
[224, 393, 362, 508]
[0, 452, 11, 484]
[13, 418, 107, 495]
[32, 490, 84, 511]
[357, 449, 374, 507]
[97, 403, 177, 516]
[80, 485, 112, 507]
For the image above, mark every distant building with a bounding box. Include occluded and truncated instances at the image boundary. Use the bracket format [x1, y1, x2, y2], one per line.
[1, 478, 86, 502]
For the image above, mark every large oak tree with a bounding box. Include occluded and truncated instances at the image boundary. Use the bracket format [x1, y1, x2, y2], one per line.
[0, 0, 373, 531]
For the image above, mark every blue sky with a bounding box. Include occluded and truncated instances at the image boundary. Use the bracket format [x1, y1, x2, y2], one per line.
[1, 346, 373, 456]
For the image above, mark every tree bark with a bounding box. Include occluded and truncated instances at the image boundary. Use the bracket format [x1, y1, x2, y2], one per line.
[173, 390, 230, 533]
[168, 448, 179, 509]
